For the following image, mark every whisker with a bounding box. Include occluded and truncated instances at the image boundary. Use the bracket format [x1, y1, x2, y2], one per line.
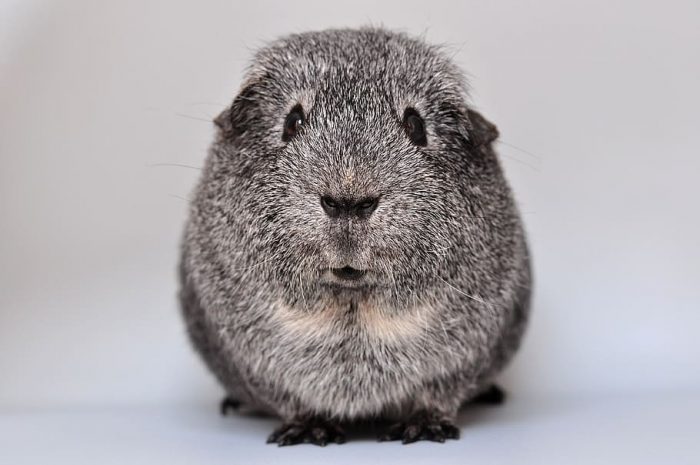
[298, 258, 310, 312]
[168, 194, 190, 202]
[498, 140, 543, 161]
[436, 275, 493, 308]
[230, 257, 276, 273]
[184, 102, 227, 108]
[499, 152, 540, 171]
[175, 112, 213, 123]
[431, 248, 448, 260]
[148, 163, 202, 170]
[382, 260, 398, 304]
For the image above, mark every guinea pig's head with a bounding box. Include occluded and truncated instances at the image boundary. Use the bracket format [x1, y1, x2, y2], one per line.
[199, 28, 508, 311]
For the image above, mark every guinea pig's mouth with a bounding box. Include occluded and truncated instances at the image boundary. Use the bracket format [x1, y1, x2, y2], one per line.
[331, 266, 366, 281]
[321, 266, 372, 290]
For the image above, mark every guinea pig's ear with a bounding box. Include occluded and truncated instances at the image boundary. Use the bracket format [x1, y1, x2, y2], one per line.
[464, 108, 499, 149]
[214, 77, 262, 141]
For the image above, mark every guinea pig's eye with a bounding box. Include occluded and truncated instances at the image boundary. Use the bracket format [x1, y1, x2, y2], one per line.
[402, 108, 427, 147]
[282, 104, 305, 142]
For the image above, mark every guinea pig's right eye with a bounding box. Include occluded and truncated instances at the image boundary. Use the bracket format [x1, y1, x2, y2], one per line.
[402, 107, 427, 147]
[282, 104, 305, 142]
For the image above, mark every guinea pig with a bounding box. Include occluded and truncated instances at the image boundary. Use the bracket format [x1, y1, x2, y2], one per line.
[179, 27, 531, 446]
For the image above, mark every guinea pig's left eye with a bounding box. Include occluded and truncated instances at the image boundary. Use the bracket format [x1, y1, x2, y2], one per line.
[282, 104, 305, 141]
[402, 107, 427, 146]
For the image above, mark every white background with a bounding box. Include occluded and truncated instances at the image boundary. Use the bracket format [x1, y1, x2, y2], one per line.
[1, 0, 699, 463]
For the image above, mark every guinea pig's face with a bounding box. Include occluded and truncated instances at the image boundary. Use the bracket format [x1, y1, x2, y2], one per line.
[205, 30, 502, 310]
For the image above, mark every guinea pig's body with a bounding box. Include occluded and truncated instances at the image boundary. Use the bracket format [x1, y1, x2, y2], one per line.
[180, 27, 531, 445]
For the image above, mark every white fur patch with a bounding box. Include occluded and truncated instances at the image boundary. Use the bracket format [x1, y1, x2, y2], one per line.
[270, 298, 435, 345]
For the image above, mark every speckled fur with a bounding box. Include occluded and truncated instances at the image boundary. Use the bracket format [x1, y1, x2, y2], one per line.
[179, 27, 531, 437]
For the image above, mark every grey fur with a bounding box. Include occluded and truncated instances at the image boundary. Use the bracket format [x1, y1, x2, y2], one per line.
[179, 27, 531, 443]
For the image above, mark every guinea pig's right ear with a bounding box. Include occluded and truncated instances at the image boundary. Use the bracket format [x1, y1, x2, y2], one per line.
[214, 76, 262, 141]
[464, 108, 499, 149]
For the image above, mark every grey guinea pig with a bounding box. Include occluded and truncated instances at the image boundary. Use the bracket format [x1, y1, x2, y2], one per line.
[179, 27, 531, 446]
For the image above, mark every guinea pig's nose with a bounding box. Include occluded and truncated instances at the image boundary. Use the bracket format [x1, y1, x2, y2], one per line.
[320, 195, 379, 219]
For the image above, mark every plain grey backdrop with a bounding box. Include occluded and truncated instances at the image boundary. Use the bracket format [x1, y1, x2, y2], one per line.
[1, 0, 699, 463]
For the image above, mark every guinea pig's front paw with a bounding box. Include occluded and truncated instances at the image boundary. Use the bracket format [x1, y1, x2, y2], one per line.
[219, 396, 241, 416]
[267, 419, 346, 447]
[378, 411, 460, 444]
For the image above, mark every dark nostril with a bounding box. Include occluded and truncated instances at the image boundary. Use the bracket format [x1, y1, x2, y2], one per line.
[355, 197, 379, 217]
[320, 195, 379, 219]
[320, 195, 341, 218]
[331, 266, 366, 280]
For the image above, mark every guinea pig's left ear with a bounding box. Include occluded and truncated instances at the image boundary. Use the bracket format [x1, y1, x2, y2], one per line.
[464, 108, 499, 149]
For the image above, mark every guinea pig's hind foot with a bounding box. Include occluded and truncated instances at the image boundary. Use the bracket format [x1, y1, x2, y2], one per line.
[219, 396, 241, 416]
[267, 419, 346, 447]
[470, 384, 506, 406]
[378, 411, 460, 444]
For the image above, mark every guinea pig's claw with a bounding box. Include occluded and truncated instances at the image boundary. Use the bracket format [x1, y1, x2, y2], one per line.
[378, 413, 460, 444]
[267, 420, 346, 446]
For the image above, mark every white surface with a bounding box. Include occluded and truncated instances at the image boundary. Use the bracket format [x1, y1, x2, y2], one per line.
[2, 393, 699, 465]
[1, 1, 700, 463]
